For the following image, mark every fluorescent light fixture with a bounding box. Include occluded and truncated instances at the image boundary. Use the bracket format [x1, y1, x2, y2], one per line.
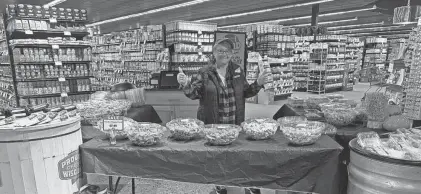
[327, 21, 385, 30]
[44, 0, 67, 7]
[288, 17, 358, 27]
[195, 0, 334, 22]
[87, 0, 212, 27]
[218, 5, 377, 29]
[331, 25, 403, 33]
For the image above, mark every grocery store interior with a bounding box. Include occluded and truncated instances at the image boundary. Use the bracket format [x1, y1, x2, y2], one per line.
[1, 0, 421, 194]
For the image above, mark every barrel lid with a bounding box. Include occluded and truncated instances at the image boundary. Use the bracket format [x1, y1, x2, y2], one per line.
[349, 138, 421, 167]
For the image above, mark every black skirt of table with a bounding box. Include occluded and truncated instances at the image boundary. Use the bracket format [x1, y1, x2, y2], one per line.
[80, 131, 342, 194]
[273, 104, 390, 194]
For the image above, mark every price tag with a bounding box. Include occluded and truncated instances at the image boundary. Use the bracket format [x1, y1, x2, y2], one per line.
[52, 44, 60, 49]
[58, 77, 66, 82]
[198, 52, 203, 55]
[103, 118, 124, 131]
[49, 18, 57, 23]
[64, 31, 71, 36]
[25, 30, 33, 35]
[55, 61, 62, 66]
[61, 93, 68, 97]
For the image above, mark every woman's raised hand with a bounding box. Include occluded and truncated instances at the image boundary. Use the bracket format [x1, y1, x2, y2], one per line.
[177, 67, 189, 86]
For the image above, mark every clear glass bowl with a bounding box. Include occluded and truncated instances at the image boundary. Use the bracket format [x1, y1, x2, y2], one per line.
[127, 122, 166, 146]
[282, 121, 324, 146]
[166, 118, 204, 141]
[277, 116, 307, 128]
[203, 124, 241, 146]
[241, 118, 279, 140]
[323, 108, 357, 127]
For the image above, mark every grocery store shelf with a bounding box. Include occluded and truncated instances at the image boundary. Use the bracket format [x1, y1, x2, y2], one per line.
[0, 63, 10, 66]
[11, 30, 89, 39]
[19, 91, 94, 99]
[11, 43, 91, 48]
[7, 17, 88, 23]
[16, 61, 91, 65]
[166, 30, 214, 34]
[16, 76, 94, 82]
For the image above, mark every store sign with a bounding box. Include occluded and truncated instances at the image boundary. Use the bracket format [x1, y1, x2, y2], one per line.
[103, 117, 124, 131]
[58, 151, 80, 180]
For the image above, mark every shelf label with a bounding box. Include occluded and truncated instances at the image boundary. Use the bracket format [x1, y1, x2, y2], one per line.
[49, 18, 57, 23]
[55, 61, 62, 66]
[25, 30, 33, 35]
[198, 52, 203, 55]
[64, 31, 71, 36]
[61, 93, 68, 97]
[52, 45, 60, 49]
[103, 117, 124, 131]
[58, 77, 66, 82]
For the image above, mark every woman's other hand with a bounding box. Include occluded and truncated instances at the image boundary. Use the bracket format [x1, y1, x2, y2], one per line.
[257, 69, 271, 86]
[177, 67, 189, 86]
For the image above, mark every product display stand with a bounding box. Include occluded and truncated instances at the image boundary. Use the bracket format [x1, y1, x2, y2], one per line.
[3, 5, 93, 107]
[362, 37, 388, 83]
[344, 37, 363, 91]
[307, 42, 328, 94]
[293, 36, 311, 91]
[0, 15, 14, 106]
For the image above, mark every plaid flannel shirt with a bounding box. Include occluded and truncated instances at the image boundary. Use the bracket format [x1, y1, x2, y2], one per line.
[210, 67, 236, 124]
[183, 62, 262, 125]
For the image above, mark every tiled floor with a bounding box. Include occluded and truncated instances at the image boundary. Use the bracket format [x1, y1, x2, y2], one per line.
[86, 83, 380, 194]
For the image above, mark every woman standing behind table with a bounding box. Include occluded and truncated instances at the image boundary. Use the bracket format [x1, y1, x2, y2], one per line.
[177, 38, 271, 125]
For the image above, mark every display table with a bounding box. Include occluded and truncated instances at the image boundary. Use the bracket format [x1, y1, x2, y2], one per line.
[273, 104, 388, 194]
[80, 132, 343, 194]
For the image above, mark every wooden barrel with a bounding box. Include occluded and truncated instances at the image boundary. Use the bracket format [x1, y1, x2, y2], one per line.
[0, 117, 82, 194]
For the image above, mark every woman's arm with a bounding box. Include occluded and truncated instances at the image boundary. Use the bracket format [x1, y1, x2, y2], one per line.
[183, 73, 204, 100]
[243, 78, 263, 98]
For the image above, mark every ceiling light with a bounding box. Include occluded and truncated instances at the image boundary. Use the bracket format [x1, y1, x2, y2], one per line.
[288, 17, 357, 27]
[346, 32, 410, 37]
[195, 0, 334, 22]
[44, 0, 67, 7]
[218, 5, 377, 29]
[327, 21, 385, 30]
[331, 25, 403, 33]
[87, 0, 212, 27]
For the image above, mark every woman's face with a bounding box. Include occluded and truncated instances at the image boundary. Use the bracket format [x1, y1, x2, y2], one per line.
[213, 44, 233, 67]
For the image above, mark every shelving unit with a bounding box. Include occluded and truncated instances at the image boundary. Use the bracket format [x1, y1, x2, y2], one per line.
[3, 4, 93, 107]
[0, 15, 14, 106]
[91, 25, 166, 90]
[344, 37, 364, 90]
[292, 36, 312, 91]
[165, 21, 217, 81]
[307, 42, 329, 94]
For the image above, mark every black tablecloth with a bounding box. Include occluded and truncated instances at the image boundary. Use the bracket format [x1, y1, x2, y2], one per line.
[80, 132, 343, 194]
